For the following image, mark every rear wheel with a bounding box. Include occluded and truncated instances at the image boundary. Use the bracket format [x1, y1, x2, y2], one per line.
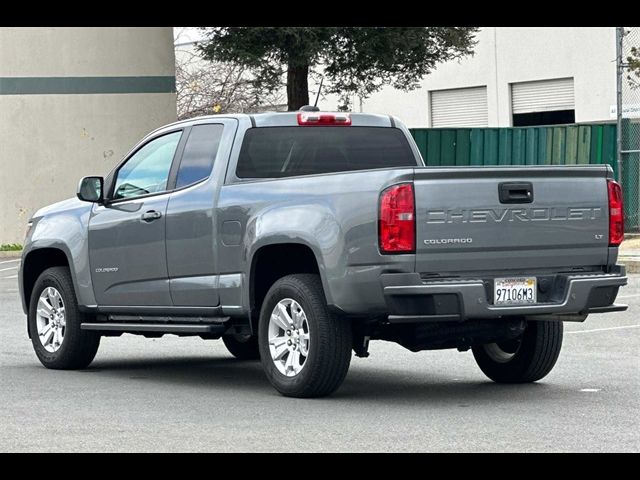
[472, 320, 563, 383]
[222, 334, 260, 360]
[28, 267, 100, 370]
[258, 274, 352, 398]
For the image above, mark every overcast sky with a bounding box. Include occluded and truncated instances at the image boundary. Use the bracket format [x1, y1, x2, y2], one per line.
[174, 27, 205, 45]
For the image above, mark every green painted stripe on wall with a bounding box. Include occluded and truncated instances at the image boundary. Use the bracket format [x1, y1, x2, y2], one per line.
[0, 76, 176, 95]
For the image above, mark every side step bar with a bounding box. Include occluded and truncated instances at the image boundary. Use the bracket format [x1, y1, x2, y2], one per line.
[81, 323, 227, 334]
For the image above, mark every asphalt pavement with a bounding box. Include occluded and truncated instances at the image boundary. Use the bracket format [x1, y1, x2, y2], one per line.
[1, 257, 638, 452]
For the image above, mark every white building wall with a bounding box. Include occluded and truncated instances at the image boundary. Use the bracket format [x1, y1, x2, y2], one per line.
[343, 27, 617, 128]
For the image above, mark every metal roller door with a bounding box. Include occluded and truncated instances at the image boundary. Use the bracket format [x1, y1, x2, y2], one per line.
[511, 78, 575, 114]
[430, 86, 488, 127]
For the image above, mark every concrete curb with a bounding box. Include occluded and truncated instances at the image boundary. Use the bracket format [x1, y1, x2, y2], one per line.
[0, 251, 22, 260]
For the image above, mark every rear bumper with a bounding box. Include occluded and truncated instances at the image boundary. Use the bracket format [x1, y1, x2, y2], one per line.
[382, 266, 628, 322]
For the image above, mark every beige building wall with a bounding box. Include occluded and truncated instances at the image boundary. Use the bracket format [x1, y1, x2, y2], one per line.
[0, 27, 177, 244]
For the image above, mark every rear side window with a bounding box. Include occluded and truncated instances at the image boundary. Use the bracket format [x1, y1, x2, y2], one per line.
[175, 124, 224, 189]
[236, 127, 417, 179]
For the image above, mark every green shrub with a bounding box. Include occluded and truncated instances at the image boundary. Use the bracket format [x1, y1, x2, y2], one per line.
[0, 244, 22, 252]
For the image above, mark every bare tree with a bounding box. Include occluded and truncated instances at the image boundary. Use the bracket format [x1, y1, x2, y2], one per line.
[175, 41, 286, 120]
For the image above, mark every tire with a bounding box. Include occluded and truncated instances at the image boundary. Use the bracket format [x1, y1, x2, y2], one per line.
[258, 274, 352, 398]
[28, 267, 100, 370]
[472, 320, 563, 383]
[222, 334, 260, 360]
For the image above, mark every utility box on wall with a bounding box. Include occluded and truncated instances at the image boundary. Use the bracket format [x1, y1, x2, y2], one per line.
[0, 27, 177, 244]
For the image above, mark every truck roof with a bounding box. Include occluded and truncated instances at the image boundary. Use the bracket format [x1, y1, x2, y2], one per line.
[155, 111, 396, 135]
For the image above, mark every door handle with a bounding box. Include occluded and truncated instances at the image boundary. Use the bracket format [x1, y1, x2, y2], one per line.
[499, 182, 534, 204]
[141, 210, 162, 222]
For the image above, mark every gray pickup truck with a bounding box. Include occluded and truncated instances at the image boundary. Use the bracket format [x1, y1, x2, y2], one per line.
[19, 110, 628, 397]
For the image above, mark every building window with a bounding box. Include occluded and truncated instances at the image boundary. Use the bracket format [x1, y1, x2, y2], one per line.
[430, 86, 488, 127]
[511, 78, 575, 127]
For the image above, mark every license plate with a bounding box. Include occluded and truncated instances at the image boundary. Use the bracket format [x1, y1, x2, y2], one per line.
[494, 277, 537, 305]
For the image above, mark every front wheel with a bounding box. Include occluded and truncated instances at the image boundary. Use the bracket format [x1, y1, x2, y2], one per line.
[28, 267, 100, 370]
[472, 320, 563, 383]
[258, 274, 352, 398]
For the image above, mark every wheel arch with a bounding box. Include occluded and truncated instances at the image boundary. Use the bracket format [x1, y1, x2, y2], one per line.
[21, 247, 73, 317]
[248, 240, 329, 333]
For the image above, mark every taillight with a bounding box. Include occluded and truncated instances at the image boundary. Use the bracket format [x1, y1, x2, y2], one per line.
[297, 112, 351, 126]
[379, 183, 415, 254]
[608, 180, 624, 246]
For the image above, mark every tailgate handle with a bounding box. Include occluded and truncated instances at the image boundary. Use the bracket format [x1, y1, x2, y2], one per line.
[499, 182, 533, 204]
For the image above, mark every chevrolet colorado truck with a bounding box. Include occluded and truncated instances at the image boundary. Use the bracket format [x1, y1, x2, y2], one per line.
[19, 110, 628, 398]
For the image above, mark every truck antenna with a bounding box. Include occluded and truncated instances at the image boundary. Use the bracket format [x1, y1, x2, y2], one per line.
[314, 76, 324, 108]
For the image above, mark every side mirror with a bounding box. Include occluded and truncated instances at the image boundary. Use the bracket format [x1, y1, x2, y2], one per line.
[77, 176, 104, 203]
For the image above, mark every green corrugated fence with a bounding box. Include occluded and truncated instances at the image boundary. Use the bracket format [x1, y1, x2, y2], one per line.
[409, 124, 617, 169]
[409, 123, 638, 231]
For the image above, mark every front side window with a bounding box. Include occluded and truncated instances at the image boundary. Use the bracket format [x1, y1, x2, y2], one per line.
[175, 124, 224, 189]
[113, 131, 182, 200]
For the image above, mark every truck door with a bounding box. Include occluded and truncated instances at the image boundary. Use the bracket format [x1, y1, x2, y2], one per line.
[165, 119, 237, 306]
[88, 130, 185, 306]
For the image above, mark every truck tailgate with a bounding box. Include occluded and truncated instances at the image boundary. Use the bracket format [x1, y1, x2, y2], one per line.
[413, 166, 611, 274]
